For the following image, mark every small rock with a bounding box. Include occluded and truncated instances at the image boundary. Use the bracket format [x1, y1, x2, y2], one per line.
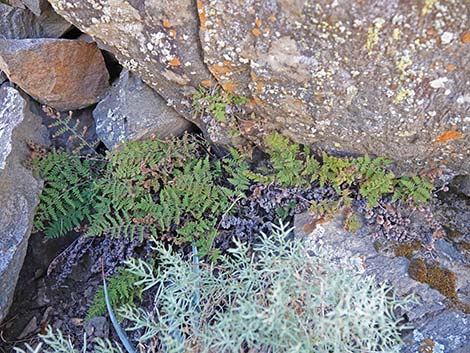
[0, 38, 110, 111]
[69, 317, 84, 327]
[94, 70, 192, 150]
[17, 316, 38, 339]
[8, 0, 47, 16]
[84, 316, 109, 339]
[0, 2, 71, 39]
[452, 175, 470, 198]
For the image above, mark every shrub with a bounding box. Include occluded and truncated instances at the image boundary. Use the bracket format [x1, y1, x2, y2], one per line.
[16, 222, 411, 353]
[119, 222, 410, 353]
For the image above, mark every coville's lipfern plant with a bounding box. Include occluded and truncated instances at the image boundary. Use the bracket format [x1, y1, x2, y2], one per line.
[32, 151, 101, 238]
[33, 135, 243, 257]
[248, 132, 434, 208]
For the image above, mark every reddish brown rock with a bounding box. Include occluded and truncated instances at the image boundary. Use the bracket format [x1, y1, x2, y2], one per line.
[48, 0, 214, 130]
[0, 38, 110, 111]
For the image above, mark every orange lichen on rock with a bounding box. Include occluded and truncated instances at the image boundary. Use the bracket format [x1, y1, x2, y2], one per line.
[250, 96, 266, 108]
[196, 0, 207, 31]
[169, 29, 177, 38]
[255, 19, 262, 27]
[162, 20, 172, 28]
[252, 28, 262, 37]
[211, 64, 232, 75]
[200, 80, 213, 87]
[460, 32, 470, 44]
[221, 81, 237, 93]
[168, 57, 181, 67]
[434, 130, 462, 144]
[445, 64, 457, 72]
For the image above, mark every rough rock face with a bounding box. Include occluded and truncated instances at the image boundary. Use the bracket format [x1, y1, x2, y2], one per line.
[94, 70, 193, 150]
[0, 84, 50, 322]
[8, 0, 47, 16]
[0, 39, 110, 111]
[48, 0, 469, 176]
[294, 212, 470, 352]
[0, 71, 6, 85]
[0, 2, 71, 39]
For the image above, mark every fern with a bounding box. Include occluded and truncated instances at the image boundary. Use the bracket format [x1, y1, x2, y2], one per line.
[34, 135, 242, 256]
[43, 106, 99, 155]
[87, 266, 144, 321]
[318, 152, 356, 191]
[193, 87, 248, 123]
[223, 148, 251, 194]
[33, 151, 101, 238]
[351, 155, 396, 207]
[263, 132, 306, 187]
[247, 132, 434, 209]
[393, 176, 434, 204]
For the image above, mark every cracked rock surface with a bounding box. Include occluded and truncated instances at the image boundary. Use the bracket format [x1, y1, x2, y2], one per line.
[0, 83, 50, 322]
[49, 0, 469, 176]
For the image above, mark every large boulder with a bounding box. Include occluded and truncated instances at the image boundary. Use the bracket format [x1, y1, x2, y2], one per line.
[0, 2, 71, 39]
[0, 38, 110, 111]
[48, 0, 469, 176]
[0, 83, 50, 322]
[94, 70, 193, 150]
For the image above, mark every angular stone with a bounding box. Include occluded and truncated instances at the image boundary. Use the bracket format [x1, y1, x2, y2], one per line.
[452, 175, 470, 198]
[0, 83, 50, 322]
[48, 0, 470, 176]
[8, 0, 47, 16]
[0, 2, 71, 39]
[48, 0, 214, 130]
[402, 311, 470, 353]
[0, 39, 110, 111]
[293, 212, 470, 352]
[94, 70, 192, 150]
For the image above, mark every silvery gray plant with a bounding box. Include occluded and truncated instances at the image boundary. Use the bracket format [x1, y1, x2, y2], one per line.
[15, 222, 411, 353]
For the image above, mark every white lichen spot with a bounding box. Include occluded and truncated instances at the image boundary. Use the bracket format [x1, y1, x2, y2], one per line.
[392, 28, 400, 40]
[429, 77, 449, 89]
[440, 31, 454, 45]
[457, 95, 470, 104]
